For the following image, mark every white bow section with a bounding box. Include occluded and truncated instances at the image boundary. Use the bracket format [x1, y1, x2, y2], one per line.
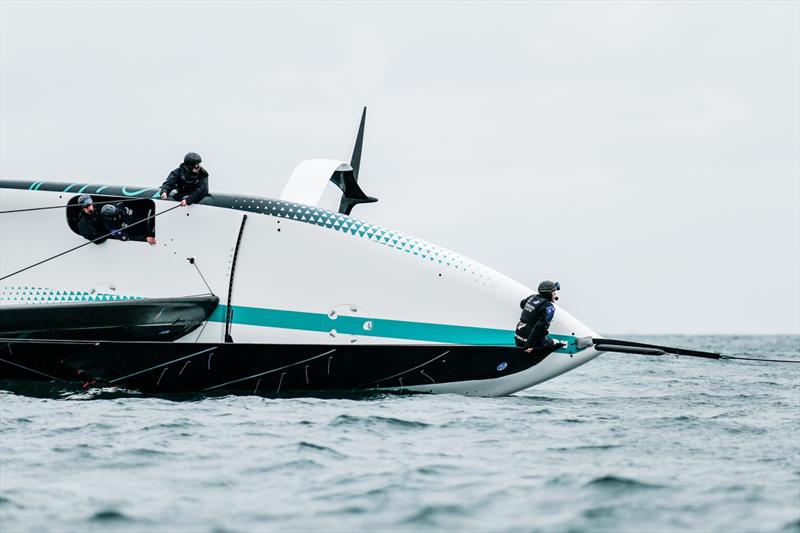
[279, 159, 352, 207]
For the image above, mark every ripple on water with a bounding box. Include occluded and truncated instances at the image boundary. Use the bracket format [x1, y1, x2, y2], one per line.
[781, 518, 800, 532]
[0, 496, 23, 509]
[297, 441, 347, 458]
[241, 458, 323, 475]
[50, 422, 115, 433]
[122, 447, 176, 457]
[403, 504, 468, 527]
[329, 414, 431, 429]
[141, 419, 204, 431]
[550, 444, 623, 452]
[414, 464, 465, 476]
[585, 475, 665, 491]
[89, 509, 135, 523]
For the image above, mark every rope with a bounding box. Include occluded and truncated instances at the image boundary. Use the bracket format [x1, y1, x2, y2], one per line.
[187, 257, 213, 294]
[0, 197, 152, 215]
[0, 204, 182, 281]
[592, 337, 799, 364]
[720, 354, 800, 364]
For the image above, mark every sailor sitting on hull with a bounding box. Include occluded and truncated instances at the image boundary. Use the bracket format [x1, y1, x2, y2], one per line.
[160, 152, 209, 207]
[515, 280, 566, 352]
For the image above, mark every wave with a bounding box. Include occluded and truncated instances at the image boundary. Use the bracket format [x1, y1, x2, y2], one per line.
[297, 441, 347, 458]
[585, 475, 664, 490]
[330, 414, 431, 429]
[550, 444, 623, 452]
[402, 504, 468, 526]
[89, 509, 134, 522]
[781, 518, 800, 532]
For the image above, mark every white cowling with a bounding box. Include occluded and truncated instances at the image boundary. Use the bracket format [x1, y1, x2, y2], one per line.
[279, 159, 352, 207]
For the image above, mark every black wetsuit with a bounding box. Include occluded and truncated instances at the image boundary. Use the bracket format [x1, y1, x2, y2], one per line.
[515, 293, 556, 349]
[98, 202, 156, 243]
[76, 210, 107, 244]
[103, 219, 129, 241]
[159, 164, 209, 205]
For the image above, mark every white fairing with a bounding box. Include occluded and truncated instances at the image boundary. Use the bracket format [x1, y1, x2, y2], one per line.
[279, 159, 351, 207]
[0, 185, 600, 396]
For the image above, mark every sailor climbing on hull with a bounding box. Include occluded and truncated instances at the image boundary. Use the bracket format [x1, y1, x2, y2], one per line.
[160, 152, 210, 207]
[515, 280, 566, 352]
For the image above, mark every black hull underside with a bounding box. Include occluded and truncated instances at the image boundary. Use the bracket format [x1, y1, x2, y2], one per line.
[0, 295, 219, 342]
[0, 339, 557, 395]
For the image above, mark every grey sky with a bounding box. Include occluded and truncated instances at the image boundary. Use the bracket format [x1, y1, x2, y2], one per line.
[1, 1, 798, 335]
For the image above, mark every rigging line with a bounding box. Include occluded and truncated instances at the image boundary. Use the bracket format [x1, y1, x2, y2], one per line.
[193, 318, 210, 344]
[203, 349, 336, 391]
[357, 350, 450, 388]
[719, 354, 800, 364]
[0, 204, 182, 282]
[591, 338, 798, 364]
[0, 357, 68, 382]
[0, 197, 151, 215]
[107, 346, 217, 384]
[187, 258, 213, 294]
[590, 337, 722, 359]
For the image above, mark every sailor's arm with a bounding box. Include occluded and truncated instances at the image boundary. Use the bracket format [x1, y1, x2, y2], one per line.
[159, 170, 179, 198]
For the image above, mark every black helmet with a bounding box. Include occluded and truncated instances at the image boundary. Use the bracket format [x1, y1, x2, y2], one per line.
[537, 280, 561, 294]
[101, 204, 119, 220]
[77, 194, 93, 208]
[183, 152, 202, 166]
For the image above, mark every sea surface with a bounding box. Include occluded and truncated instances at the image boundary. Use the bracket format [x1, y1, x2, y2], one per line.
[1, 335, 798, 533]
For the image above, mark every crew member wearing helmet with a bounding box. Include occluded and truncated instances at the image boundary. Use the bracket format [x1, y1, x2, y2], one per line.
[101, 203, 131, 241]
[75, 194, 107, 244]
[100, 203, 157, 245]
[159, 152, 209, 207]
[515, 280, 564, 352]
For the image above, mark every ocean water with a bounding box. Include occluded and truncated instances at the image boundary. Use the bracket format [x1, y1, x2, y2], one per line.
[1, 335, 798, 533]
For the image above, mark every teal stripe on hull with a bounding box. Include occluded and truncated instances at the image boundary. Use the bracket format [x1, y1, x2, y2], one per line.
[208, 304, 574, 348]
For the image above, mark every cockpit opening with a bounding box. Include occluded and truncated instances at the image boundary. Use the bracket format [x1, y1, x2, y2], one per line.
[67, 195, 156, 243]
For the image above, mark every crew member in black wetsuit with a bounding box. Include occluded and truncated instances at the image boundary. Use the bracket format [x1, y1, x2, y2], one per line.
[100, 203, 157, 245]
[159, 152, 209, 207]
[75, 194, 107, 244]
[100, 204, 131, 241]
[515, 280, 565, 352]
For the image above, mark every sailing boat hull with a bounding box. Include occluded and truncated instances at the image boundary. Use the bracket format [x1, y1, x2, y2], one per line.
[0, 180, 602, 396]
[0, 338, 597, 397]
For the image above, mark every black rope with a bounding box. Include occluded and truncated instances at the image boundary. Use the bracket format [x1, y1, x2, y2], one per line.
[0, 197, 150, 215]
[186, 257, 213, 294]
[0, 204, 182, 281]
[720, 355, 800, 364]
[592, 338, 799, 364]
[591, 337, 722, 359]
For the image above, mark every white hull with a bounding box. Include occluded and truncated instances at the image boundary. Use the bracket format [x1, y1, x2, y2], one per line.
[0, 181, 600, 395]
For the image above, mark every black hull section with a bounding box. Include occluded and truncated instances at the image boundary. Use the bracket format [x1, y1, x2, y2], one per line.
[0, 339, 557, 395]
[0, 295, 219, 342]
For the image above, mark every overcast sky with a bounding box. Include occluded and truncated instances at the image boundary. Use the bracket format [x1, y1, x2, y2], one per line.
[1, 1, 798, 335]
